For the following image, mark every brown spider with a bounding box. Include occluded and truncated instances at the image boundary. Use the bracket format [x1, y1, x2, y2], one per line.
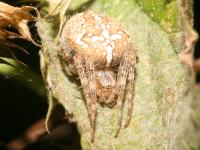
[60, 11, 136, 142]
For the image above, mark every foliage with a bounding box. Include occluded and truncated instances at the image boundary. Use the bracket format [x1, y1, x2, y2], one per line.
[1, 0, 199, 149]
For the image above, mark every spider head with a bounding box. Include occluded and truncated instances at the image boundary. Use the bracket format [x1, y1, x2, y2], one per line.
[95, 70, 116, 103]
[96, 70, 115, 89]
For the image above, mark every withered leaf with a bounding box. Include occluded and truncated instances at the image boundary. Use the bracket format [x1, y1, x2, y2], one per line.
[0, 2, 40, 45]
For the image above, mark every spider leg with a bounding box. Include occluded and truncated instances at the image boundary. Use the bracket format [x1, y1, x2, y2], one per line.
[114, 44, 136, 137]
[114, 55, 130, 137]
[74, 55, 97, 142]
[73, 55, 91, 118]
[86, 59, 97, 142]
[124, 64, 135, 128]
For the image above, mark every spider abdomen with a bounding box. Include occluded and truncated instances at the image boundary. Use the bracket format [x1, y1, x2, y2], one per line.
[61, 11, 130, 67]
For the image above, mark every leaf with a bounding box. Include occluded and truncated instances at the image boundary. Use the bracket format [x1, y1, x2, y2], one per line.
[0, 2, 39, 45]
[137, 0, 180, 33]
[0, 57, 46, 97]
[177, 0, 198, 69]
[37, 0, 200, 149]
[0, 57, 16, 67]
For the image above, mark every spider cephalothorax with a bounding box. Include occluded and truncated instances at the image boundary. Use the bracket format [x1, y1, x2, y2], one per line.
[60, 11, 136, 141]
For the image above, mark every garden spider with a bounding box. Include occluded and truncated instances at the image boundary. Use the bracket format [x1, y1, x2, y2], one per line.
[60, 11, 136, 142]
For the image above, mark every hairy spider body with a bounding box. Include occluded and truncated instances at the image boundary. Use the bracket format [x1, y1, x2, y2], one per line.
[61, 11, 136, 142]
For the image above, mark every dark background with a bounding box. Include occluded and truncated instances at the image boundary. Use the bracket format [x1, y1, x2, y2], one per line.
[0, 0, 81, 149]
[0, 0, 200, 150]
[194, 0, 200, 82]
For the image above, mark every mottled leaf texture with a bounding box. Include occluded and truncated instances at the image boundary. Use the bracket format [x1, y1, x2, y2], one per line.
[37, 0, 200, 149]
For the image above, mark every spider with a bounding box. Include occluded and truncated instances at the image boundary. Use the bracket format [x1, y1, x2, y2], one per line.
[60, 11, 136, 142]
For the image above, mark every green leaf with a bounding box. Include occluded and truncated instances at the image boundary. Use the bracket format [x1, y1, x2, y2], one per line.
[0, 57, 46, 97]
[137, 0, 180, 33]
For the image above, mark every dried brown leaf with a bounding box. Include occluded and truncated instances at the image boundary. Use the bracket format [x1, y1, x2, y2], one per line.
[177, 0, 198, 69]
[194, 59, 200, 73]
[0, 2, 40, 45]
